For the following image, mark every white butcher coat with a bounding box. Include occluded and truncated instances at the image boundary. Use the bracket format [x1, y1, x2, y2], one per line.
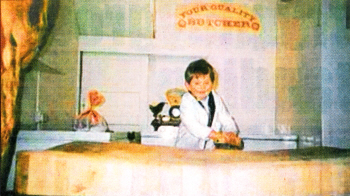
[175, 91, 237, 150]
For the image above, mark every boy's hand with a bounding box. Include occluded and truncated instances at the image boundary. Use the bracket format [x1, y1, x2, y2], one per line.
[222, 132, 242, 147]
[209, 131, 242, 147]
[208, 130, 220, 141]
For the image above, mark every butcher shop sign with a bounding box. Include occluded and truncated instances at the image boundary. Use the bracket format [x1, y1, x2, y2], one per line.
[176, 3, 261, 34]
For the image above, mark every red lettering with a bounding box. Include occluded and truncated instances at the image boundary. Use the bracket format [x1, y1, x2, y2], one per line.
[232, 8, 243, 15]
[231, 7, 240, 15]
[249, 15, 257, 22]
[176, 3, 261, 32]
[241, 21, 250, 28]
[242, 11, 250, 18]
[227, 21, 235, 27]
[233, 21, 240, 27]
[197, 19, 205, 26]
[179, 12, 186, 18]
[218, 4, 225, 10]
[178, 19, 186, 27]
[214, 20, 221, 27]
[188, 18, 195, 25]
[192, 7, 200, 13]
[252, 22, 260, 31]
[200, 5, 208, 12]
[207, 19, 213, 26]
[186, 10, 193, 15]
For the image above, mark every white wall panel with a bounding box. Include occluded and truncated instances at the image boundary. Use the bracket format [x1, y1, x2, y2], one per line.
[78, 0, 277, 136]
[81, 52, 148, 132]
[153, 0, 277, 135]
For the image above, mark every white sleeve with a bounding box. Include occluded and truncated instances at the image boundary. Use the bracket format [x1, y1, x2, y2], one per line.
[180, 94, 213, 139]
[216, 95, 238, 133]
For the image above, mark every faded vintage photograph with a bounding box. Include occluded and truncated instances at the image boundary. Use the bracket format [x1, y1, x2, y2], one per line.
[1, 0, 350, 195]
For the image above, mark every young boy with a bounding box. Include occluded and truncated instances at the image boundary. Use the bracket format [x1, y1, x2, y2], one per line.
[175, 59, 240, 150]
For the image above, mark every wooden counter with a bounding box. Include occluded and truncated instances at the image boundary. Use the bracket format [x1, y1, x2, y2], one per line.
[15, 142, 350, 196]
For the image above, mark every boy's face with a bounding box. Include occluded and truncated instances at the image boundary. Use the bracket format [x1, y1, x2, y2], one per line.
[185, 73, 213, 100]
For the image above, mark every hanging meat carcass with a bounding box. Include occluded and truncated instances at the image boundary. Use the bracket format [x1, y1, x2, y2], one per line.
[1, 0, 59, 157]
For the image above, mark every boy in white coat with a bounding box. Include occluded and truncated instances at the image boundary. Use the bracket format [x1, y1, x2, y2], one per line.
[175, 59, 241, 150]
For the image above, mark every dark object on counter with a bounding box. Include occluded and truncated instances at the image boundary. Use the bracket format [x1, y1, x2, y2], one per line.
[169, 105, 181, 118]
[151, 118, 161, 131]
[151, 115, 181, 131]
[150, 103, 181, 131]
[213, 116, 244, 150]
[149, 102, 166, 117]
[127, 131, 135, 142]
[214, 140, 244, 150]
[109, 131, 141, 143]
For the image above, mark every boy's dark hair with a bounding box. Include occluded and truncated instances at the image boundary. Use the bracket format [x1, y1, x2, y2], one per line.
[184, 59, 215, 83]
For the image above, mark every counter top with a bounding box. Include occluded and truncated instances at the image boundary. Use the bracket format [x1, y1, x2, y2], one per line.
[15, 141, 350, 196]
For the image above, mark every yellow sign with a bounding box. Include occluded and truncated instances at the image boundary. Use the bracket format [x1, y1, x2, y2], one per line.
[176, 3, 261, 34]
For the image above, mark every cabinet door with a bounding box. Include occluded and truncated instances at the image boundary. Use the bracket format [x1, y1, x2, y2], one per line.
[80, 52, 148, 132]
